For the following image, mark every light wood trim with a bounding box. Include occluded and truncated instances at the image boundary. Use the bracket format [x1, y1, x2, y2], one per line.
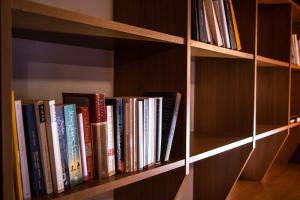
[289, 121, 300, 129]
[12, 0, 185, 44]
[1, 0, 13, 199]
[190, 137, 253, 164]
[256, 125, 289, 140]
[191, 40, 254, 59]
[291, 65, 300, 71]
[257, 55, 290, 68]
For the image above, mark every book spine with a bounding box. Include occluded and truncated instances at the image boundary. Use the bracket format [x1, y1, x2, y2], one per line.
[77, 107, 93, 180]
[224, 0, 237, 49]
[12, 92, 23, 200]
[124, 102, 132, 172]
[34, 101, 53, 194]
[55, 105, 71, 189]
[22, 104, 46, 196]
[165, 94, 182, 161]
[143, 99, 149, 167]
[64, 104, 83, 186]
[77, 113, 88, 180]
[91, 94, 108, 179]
[198, 0, 209, 43]
[132, 98, 138, 172]
[229, 0, 241, 50]
[106, 105, 116, 176]
[117, 99, 125, 173]
[148, 98, 156, 166]
[137, 101, 144, 170]
[44, 100, 64, 193]
[156, 98, 163, 162]
[15, 101, 31, 199]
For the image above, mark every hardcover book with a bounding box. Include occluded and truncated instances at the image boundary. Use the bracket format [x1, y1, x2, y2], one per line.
[22, 103, 46, 196]
[44, 100, 64, 193]
[63, 104, 83, 186]
[77, 112, 88, 180]
[106, 105, 116, 176]
[15, 100, 31, 199]
[55, 105, 71, 189]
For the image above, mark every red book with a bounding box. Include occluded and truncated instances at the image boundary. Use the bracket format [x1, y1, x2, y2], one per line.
[76, 107, 93, 180]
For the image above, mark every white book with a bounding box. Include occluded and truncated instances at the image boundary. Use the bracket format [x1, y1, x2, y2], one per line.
[106, 105, 116, 176]
[204, 0, 223, 46]
[148, 98, 156, 166]
[203, 0, 212, 43]
[15, 100, 31, 199]
[137, 100, 144, 170]
[155, 98, 163, 162]
[32, 100, 53, 194]
[214, 0, 231, 48]
[77, 113, 88, 179]
[143, 99, 149, 166]
[44, 100, 64, 193]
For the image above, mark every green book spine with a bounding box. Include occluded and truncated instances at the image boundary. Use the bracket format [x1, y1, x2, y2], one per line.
[64, 104, 83, 186]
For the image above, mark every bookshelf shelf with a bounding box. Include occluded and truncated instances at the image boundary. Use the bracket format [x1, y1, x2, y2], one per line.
[33, 160, 185, 200]
[12, 0, 185, 45]
[289, 121, 300, 129]
[257, 55, 290, 68]
[291, 65, 300, 70]
[190, 40, 254, 59]
[256, 124, 289, 140]
[189, 133, 252, 164]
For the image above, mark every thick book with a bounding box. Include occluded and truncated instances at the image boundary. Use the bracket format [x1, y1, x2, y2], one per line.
[63, 104, 83, 186]
[123, 98, 134, 172]
[63, 93, 108, 179]
[155, 97, 163, 162]
[203, 0, 212, 43]
[76, 107, 93, 180]
[30, 100, 53, 194]
[44, 100, 64, 193]
[204, 0, 223, 46]
[22, 103, 46, 196]
[197, 0, 209, 43]
[105, 98, 124, 174]
[137, 100, 144, 170]
[15, 100, 31, 199]
[12, 92, 23, 200]
[229, 0, 242, 50]
[77, 112, 88, 181]
[224, 0, 237, 49]
[106, 105, 116, 176]
[144, 92, 182, 162]
[55, 105, 71, 189]
[213, 0, 231, 48]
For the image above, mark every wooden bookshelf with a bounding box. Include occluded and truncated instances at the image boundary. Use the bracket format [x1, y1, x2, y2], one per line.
[1, 0, 300, 199]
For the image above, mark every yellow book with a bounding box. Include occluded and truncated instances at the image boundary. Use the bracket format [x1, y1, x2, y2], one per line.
[229, 0, 242, 50]
[12, 91, 23, 200]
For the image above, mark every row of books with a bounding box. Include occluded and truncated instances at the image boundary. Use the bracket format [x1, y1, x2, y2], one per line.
[192, 0, 241, 50]
[12, 92, 181, 199]
[291, 34, 300, 66]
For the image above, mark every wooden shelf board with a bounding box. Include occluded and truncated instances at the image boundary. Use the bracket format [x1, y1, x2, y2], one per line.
[256, 124, 289, 140]
[190, 40, 254, 59]
[257, 55, 289, 68]
[190, 132, 253, 163]
[12, 0, 184, 45]
[289, 121, 300, 129]
[291, 65, 300, 71]
[228, 164, 300, 200]
[33, 160, 185, 200]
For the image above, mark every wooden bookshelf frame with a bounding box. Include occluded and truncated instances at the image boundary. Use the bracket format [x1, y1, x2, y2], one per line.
[1, 0, 300, 199]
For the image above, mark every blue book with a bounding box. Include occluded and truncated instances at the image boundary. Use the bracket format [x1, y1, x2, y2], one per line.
[22, 104, 46, 196]
[63, 104, 83, 186]
[55, 105, 71, 189]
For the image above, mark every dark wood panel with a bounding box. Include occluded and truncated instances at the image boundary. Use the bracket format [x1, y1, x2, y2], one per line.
[114, 43, 187, 161]
[1, 0, 13, 199]
[193, 144, 252, 200]
[114, 0, 187, 37]
[193, 58, 254, 137]
[114, 167, 185, 200]
[256, 68, 289, 125]
[258, 4, 292, 62]
[291, 72, 300, 117]
[276, 127, 300, 163]
[232, 0, 257, 53]
[241, 131, 288, 181]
